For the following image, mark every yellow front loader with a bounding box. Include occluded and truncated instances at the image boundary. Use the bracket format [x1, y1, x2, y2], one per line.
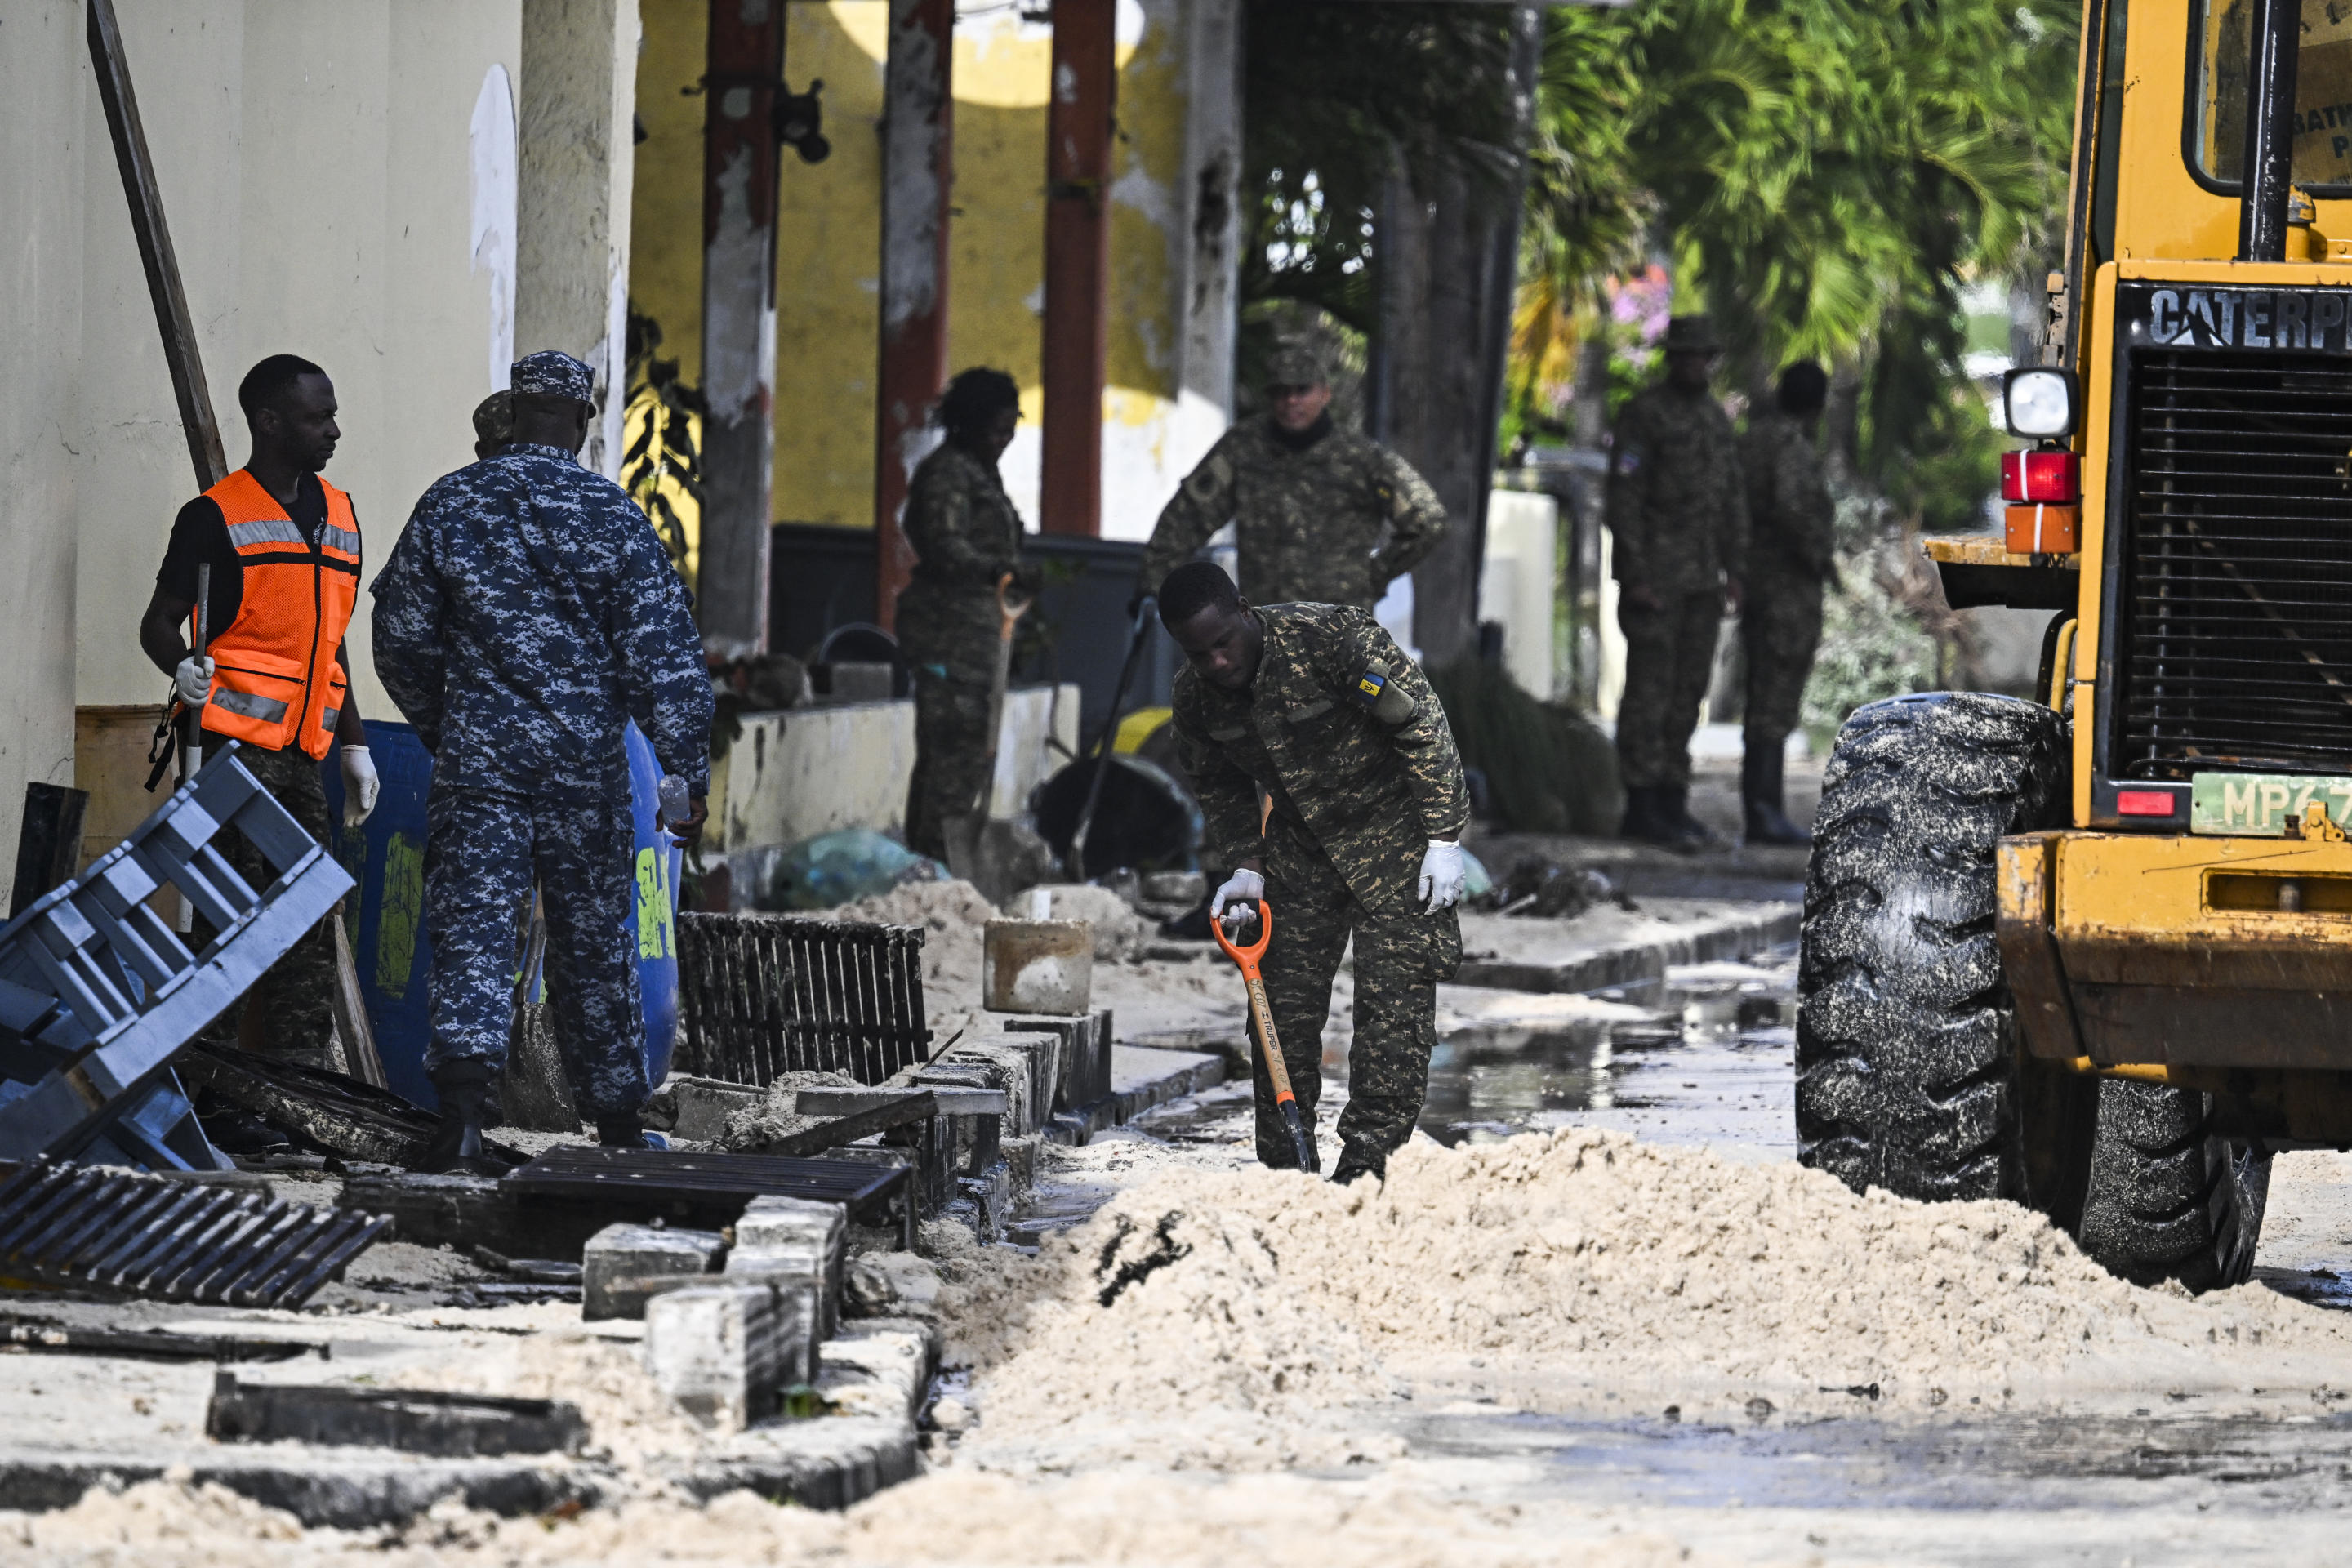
[1799, 0, 2352, 1290]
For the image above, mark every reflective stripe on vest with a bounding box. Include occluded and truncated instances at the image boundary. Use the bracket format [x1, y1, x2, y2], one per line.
[197, 470, 361, 762]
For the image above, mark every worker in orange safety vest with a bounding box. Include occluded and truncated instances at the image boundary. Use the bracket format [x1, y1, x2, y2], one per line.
[139, 355, 379, 1140]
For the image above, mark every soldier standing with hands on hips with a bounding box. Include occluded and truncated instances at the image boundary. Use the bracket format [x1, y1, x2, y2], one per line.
[372, 351, 715, 1174]
[139, 354, 380, 1097]
[1606, 315, 1748, 851]
[1135, 339, 1449, 611]
[1160, 562, 1471, 1184]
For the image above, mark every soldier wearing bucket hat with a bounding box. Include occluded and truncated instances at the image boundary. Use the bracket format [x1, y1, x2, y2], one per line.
[373, 350, 715, 1172]
[1137, 336, 1448, 612]
[1606, 315, 1749, 850]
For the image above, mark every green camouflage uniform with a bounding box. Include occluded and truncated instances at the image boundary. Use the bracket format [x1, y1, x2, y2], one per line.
[1140, 417, 1449, 609]
[1738, 410, 1835, 755]
[1606, 383, 1748, 791]
[194, 742, 339, 1070]
[898, 439, 1027, 862]
[1172, 604, 1471, 1177]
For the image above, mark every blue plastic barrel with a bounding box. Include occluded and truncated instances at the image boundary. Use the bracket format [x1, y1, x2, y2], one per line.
[324, 721, 683, 1107]
[622, 722, 683, 1090]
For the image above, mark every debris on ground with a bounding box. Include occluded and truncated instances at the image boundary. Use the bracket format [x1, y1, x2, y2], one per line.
[1476, 855, 1634, 919]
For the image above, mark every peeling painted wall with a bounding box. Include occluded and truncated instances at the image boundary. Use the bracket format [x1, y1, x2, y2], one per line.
[626, 0, 1238, 544]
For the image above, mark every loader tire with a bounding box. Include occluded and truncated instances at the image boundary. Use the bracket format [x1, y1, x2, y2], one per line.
[2075, 1080, 2270, 1292]
[1796, 692, 2094, 1212]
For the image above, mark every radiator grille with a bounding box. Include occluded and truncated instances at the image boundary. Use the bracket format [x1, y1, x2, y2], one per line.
[2118, 350, 2352, 777]
[674, 914, 930, 1086]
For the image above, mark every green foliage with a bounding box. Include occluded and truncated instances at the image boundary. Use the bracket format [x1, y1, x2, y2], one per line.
[1240, 3, 1521, 335]
[1521, 0, 2078, 487]
[1802, 564, 1939, 747]
[1426, 658, 1623, 835]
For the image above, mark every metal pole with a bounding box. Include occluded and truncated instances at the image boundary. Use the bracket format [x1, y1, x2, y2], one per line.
[874, 0, 955, 635]
[1040, 0, 1114, 538]
[2238, 0, 2302, 264]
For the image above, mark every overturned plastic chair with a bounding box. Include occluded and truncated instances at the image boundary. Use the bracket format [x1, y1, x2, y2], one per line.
[0, 743, 354, 1165]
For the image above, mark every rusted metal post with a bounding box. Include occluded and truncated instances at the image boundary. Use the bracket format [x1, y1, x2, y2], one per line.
[873, 0, 955, 633]
[698, 0, 786, 658]
[1039, 0, 1114, 538]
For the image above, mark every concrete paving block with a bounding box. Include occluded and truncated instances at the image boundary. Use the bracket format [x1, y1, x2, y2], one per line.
[1001, 1132, 1042, 1198]
[982, 918, 1093, 1013]
[844, 1252, 942, 1319]
[728, 1195, 845, 1340]
[643, 1284, 790, 1432]
[644, 1074, 768, 1142]
[207, 1373, 587, 1457]
[581, 1223, 724, 1321]
[927, 1043, 1039, 1135]
[1004, 1009, 1113, 1110]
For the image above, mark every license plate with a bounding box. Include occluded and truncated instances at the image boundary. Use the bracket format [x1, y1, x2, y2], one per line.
[2189, 772, 2352, 835]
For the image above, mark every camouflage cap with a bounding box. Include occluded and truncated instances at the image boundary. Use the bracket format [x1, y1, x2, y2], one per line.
[510, 350, 595, 402]
[471, 389, 514, 447]
[1661, 315, 1722, 354]
[1264, 339, 1328, 389]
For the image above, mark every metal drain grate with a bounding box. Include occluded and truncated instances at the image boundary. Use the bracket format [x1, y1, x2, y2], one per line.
[0, 1160, 390, 1308]
[674, 914, 931, 1085]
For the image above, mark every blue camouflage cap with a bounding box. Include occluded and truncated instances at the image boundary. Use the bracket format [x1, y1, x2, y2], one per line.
[511, 350, 594, 403]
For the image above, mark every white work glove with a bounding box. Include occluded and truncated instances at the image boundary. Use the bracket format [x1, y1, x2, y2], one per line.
[175, 654, 215, 706]
[1419, 840, 1467, 913]
[1210, 867, 1266, 934]
[341, 746, 380, 827]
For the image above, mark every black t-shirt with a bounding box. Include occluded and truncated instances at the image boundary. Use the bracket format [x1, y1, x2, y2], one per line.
[155, 471, 341, 639]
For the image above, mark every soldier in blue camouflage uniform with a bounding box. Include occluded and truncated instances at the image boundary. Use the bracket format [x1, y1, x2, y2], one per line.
[1161, 562, 1472, 1184]
[372, 352, 714, 1172]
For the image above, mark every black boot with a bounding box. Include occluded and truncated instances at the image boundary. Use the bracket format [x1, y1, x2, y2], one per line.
[1663, 784, 1722, 851]
[418, 1062, 504, 1176]
[596, 1111, 667, 1152]
[1619, 786, 1677, 847]
[1741, 743, 1812, 846]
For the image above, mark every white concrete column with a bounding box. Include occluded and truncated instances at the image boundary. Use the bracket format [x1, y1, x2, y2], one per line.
[0, 3, 87, 880]
[1176, 0, 1242, 434]
[518, 0, 642, 478]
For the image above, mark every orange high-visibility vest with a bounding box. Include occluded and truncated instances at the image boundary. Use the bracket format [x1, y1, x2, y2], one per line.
[196, 470, 361, 761]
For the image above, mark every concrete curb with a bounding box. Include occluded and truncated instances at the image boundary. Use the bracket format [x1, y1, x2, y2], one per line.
[1110, 1046, 1225, 1121]
[1454, 904, 1800, 997]
[0, 1323, 940, 1527]
[0, 1450, 605, 1530]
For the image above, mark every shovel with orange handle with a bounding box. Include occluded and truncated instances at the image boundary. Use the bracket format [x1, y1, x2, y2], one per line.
[1212, 898, 1319, 1173]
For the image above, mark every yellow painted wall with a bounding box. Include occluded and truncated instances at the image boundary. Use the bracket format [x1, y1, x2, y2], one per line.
[626, 0, 1199, 540]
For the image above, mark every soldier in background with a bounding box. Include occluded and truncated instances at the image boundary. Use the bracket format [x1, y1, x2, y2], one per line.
[1738, 361, 1836, 846]
[1161, 562, 1470, 1185]
[471, 390, 514, 460]
[373, 351, 713, 1173]
[898, 368, 1036, 862]
[1606, 315, 1748, 851]
[1136, 341, 1448, 611]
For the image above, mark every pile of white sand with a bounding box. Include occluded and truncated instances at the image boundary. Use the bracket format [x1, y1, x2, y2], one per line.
[1, 1468, 1741, 1567]
[938, 1128, 2332, 1469]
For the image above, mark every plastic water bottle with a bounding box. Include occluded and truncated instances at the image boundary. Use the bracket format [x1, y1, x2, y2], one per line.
[657, 773, 690, 827]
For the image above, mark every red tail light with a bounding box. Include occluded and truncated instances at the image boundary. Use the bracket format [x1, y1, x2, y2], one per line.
[2001, 449, 2079, 504]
